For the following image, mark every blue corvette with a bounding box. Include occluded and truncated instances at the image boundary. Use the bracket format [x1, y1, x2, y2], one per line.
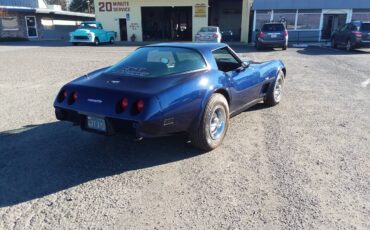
[54, 43, 286, 150]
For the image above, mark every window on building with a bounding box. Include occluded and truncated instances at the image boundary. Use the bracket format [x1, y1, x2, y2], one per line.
[296, 10, 321, 30]
[1, 17, 19, 31]
[255, 10, 272, 30]
[273, 10, 297, 30]
[352, 10, 370, 21]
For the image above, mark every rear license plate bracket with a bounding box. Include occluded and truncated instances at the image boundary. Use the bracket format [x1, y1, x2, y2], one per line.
[86, 116, 107, 132]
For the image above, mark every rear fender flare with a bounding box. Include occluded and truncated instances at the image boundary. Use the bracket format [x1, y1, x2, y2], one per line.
[189, 87, 231, 132]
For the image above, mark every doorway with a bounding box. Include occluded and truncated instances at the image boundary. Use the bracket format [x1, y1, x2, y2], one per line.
[119, 18, 128, 41]
[208, 0, 243, 42]
[321, 14, 347, 40]
[141, 7, 192, 41]
[25, 16, 38, 38]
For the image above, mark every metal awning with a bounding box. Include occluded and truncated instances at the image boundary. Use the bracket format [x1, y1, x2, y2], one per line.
[0, 6, 95, 18]
[253, 0, 370, 10]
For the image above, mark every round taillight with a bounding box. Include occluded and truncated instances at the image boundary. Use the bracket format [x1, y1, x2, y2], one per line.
[68, 91, 78, 105]
[72, 92, 78, 100]
[58, 89, 67, 102]
[116, 97, 129, 113]
[136, 99, 144, 113]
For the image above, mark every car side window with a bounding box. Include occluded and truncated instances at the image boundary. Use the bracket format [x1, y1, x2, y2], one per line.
[212, 47, 242, 72]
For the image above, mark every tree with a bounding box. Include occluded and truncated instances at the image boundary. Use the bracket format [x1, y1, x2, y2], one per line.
[45, 0, 67, 10]
[69, 0, 94, 13]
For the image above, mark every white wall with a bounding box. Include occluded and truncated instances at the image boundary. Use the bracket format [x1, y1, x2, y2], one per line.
[95, 0, 208, 41]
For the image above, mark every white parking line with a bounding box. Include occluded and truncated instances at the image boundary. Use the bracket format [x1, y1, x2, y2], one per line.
[361, 79, 370, 88]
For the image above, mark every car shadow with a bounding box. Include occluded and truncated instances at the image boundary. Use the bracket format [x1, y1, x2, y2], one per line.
[0, 121, 202, 207]
[0, 102, 270, 207]
[296, 46, 370, 55]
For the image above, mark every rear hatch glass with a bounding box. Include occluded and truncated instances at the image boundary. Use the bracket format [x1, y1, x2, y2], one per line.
[200, 27, 217, 33]
[261, 24, 285, 40]
[262, 24, 285, 32]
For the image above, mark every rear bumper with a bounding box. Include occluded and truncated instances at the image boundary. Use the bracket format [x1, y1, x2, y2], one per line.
[257, 39, 287, 47]
[55, 107, 161, 138]
[355, 40, 370, 48]
[195, 38, 220, 43]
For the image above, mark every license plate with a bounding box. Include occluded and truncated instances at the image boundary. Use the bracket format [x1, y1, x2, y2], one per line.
[86, 116, 106, 132]
[271, 34, 277, 38]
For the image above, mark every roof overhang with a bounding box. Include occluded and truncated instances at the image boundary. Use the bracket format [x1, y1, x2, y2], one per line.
[253, 0, 370, 10]
[0, 6, 94, 18]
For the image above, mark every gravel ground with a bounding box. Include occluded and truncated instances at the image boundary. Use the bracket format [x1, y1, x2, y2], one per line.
[0, 41, 369, 229]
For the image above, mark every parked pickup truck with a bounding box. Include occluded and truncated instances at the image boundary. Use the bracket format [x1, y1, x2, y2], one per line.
[69, 21, 116, 46]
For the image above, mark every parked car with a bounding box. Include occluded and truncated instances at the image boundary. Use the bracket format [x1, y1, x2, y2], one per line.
[69, 21, 116, 46]
[221, 30, 234, 42]
[195, 26, 222, 43]
[54, 43, 286, 151]
[255, 22, 288, 50]
[331, 21, 370, 51]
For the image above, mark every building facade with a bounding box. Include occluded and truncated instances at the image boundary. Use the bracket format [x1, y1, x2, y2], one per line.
[0, 0, 94, 40]
[94, 0, 253, 42]
[252, 0, 370, 42]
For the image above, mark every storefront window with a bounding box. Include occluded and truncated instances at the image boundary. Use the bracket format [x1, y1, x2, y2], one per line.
[1, 17, 19, 31]
[296, 10, 321, 30]
[273, 10, 297, 30]
[255, 10, 272, 30]
[352, 10, 370, 21]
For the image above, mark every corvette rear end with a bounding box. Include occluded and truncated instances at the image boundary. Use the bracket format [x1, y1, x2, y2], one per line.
[54, 43, 286, 150]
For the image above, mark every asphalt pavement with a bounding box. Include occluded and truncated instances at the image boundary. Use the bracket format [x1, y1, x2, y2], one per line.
[0, 41, 369, 229]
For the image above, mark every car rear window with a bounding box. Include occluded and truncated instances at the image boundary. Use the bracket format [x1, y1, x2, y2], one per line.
[105, 47, 207, 78]
[200, 27, 217, 32]
[262, 24, 285, 31]
[361, 23, 370, 31]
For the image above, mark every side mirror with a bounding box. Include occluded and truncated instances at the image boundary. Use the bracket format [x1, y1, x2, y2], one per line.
[255, 29, 260, 32]
[236, 62, 249, 72]
[242, 61, 250, 68]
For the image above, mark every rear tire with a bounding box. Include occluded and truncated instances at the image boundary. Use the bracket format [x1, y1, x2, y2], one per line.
[72, 42, 78, 46]
[282, 45, 287, 50]
[109, 37, 114, 44]
[190, 93, 229, 151]
[256, 42, 262, 50]
[264, 71, 285, 106]
[346, 39, 353, 51]
[331, 38, 337, 48]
